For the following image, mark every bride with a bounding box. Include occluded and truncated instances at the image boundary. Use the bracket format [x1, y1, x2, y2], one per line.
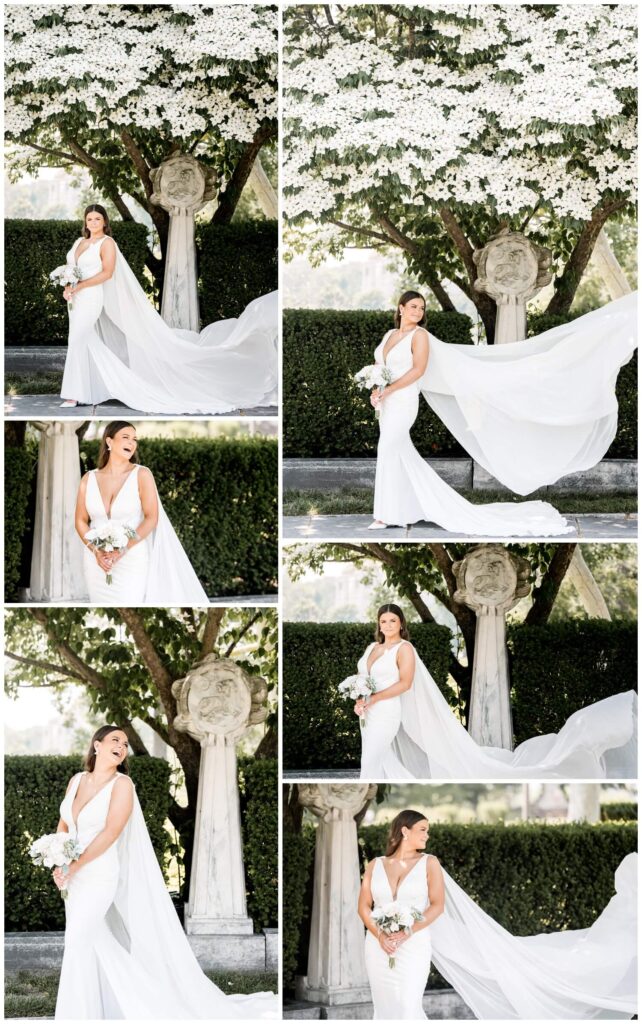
[53, 725, 278, 1019]
[359, 809, 636, 1020]
[75, 420, 208, 605]
[367, 289, 636, 536]
[350, 605, 636, 780]
[60, 204, 277, 413]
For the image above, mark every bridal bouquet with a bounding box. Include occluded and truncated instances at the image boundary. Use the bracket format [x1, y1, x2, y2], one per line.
[50, 264, 82, 309]
[353, 364, 393, 418]
[84, 523, 137, 584]
[337, 673, 376, 728]
[371, 901, 424, 968]
[29, 833, 82, 900]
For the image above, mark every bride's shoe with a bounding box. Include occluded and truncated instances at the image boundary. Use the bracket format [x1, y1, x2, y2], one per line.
[60, 400, 79, 407]
[367, 520, 388, 530]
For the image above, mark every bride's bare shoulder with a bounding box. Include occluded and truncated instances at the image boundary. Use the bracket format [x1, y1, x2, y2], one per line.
[64, 771, 83, 793]
[426, 853, 443, 872]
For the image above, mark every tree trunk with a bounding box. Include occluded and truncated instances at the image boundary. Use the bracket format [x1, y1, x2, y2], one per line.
[212, 127, 274, 225]
[546, 201, 626, 316]
[525, 544, 577, 625]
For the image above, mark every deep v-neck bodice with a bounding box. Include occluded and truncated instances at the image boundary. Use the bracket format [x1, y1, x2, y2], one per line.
[66, 237, 107, 279]
[70, 772, 120, 828]
[366, 641, 404, 675]
[371, 854, 430, 911]
[85, 465, 144, 530]
[94, 467, 138, 518]
[382, 328, 418, 364]
[61, 771, 123, 850]
[374, 328, 419, 384]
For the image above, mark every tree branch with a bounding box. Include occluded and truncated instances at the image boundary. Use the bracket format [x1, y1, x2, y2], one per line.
[199, 608, 226, 659]
[329, 219, 393, 245]
[4, 650, 81, 682]
[525, 544, 577, 625]
[224, 611, 262, 657]
[546, 199, 628, 315]
[212, 124, 275, 224]
[23, 140, 76, 164]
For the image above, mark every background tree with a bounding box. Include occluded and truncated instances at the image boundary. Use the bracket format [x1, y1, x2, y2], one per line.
[283, 4, 637, 340]
[5, 4, 278, 290]
[5, 606, 277, 876]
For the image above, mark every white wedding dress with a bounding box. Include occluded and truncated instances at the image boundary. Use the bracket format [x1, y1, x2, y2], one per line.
[365, 852, 637, 1020]
[56, 771, 279, 1019]
[373, 293, 637, 535]
[355, 641, 637, 779]
[83, 465, 208, 605]
[60, 237, 277, 413]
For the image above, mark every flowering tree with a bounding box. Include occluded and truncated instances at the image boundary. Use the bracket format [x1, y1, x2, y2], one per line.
[284, 4, 637, 340]
[5, 4, 278, 286]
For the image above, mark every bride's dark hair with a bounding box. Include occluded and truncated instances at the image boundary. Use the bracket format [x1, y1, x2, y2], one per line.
[83, 203, 113, 238]
[84, 725, 130, 775]
[374, 603, 410, 643]
[97, 421, 140, 469]
[385, 809, 428, 855]
[394, 290, 426, 329]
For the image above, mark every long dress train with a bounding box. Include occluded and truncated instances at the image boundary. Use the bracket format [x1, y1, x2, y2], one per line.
[354, 641, 636, 779]
[61, 237, 277, 413]
[55, 772, 279, 1019]
[83, 465, 208, 605]
[372, 293, 636, 536]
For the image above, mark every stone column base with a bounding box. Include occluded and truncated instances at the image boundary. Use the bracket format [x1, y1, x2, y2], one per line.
[296, 976, 372, 1007]
[185, 913, 254, 935]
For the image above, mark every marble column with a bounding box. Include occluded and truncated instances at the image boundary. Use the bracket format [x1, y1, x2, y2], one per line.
[297, 783, 377, 1006]
[568, 547, 611, 620]
[454, 545, 531, 749]
[248, 155, 277, 218]
[592, 229, 632, 299]
[150, 152, 217, 331]
[172, 654, 268, 935]
[30, 421, 87, 602]
[473, 228, 552, 343]
[567, 784, 600, 823]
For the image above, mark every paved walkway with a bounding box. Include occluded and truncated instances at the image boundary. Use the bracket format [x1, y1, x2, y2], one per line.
[283, 769, 360, 780]
[283, 513, 637, 541]
[4, 394, 277, 418]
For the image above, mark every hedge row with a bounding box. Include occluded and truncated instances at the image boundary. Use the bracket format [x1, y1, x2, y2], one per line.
[196, 220, 277, 323]
[4, 219, 149, 347]
[282, 622, 452, 771]
[283, 620, 637, 770]
[508, 620, 638, 746]
[283, 307, 637, 461]
[283, 819, 637, 993]
[5, 754, 173, 932]
[238, 756, 279, 932]
[601, 802, 638, 821]
[4, 218, 277, 347]
[5, 446, 35, 601]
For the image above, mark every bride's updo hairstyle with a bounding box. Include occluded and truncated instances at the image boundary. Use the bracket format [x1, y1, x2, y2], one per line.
[394, 290, 426, 329]
[84, 725, 130, 775]
[97, 421, 140, 469]
[83, 203, 113, 238]
[385, 809, 428, 855]
[375, 603, 410, 643]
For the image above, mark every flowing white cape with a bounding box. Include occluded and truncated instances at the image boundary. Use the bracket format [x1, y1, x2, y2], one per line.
[145, 483, 209, 605]
[431, 853, 637, 1019]
[386, 649, 637, 779]
[106, 785, 278, 1019]
[88, 243, 277, 414]
[422, 293, 637, 494]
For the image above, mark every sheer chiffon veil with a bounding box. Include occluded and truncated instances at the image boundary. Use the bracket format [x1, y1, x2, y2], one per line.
[145, 478, 209, 605]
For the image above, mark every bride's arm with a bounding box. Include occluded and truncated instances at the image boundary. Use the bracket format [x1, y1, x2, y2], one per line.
[74, 475, 113, 572]
[375, 329, 430, 403]
[59, 776, 134, 884]
[355, 644, 415, 716]
[65, 238, 117, 299]
[56, 775, 79, 834]
[358, 860, 398, 954]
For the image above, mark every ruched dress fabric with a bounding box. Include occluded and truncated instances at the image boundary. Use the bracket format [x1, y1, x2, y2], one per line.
[365, 855, 432, 1020]
[60, 237, 277, 413]
[55, 772, 279, 1019]
[82, 465, 208, 606]
[372, 293, 637, 536]
[356, 641, 636, 780]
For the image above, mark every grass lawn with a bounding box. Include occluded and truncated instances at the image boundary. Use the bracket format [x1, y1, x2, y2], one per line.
[6, 373, 64, 396]
[284, 487, 637, 517]
[4, 969, 278, 1017]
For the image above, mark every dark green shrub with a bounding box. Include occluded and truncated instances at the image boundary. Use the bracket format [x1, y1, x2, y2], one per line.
[509, 620, 637, 745]
[282, 824, 315, 992]
[4, 220, 149, 346]
[283, 622, 452, 770]
[283, 819, 637, 994]
[80, 437, 277, 597]
[5, 754, 172, 931]
[4, 446, 36, 601]
[196, 220, 277, 323]
[282, 309, 473, 458]
[601, 802, 638, 821]
[238, 757, 278, 931]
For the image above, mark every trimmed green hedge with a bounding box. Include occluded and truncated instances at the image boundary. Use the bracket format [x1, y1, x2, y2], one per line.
[601, 802, 638, 821]
[283, 307, 636, 460]
[5, 754, 172, 932]
[5, 446, 36, 601]
[508, 620, 637, 746]
[283, 825, 316, 992]
[283, 622, 452, 771]
[239, 757, 278, 931]
[284, 819, 637, 993]
[197, 220, 277, 323]
[79, 437, 277, 597]
[283, 309, 473, 458]
[4, 220, 149, 346]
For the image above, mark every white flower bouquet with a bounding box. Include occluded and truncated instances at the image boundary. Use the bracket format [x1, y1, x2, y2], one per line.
[29, 832, 82, 900]
[84, 523, 137, 584]
[337, 673, 376, 728]
[50, 264, 82, 309]
[371, 900, 424, 967]
[353, 364, 394, 418]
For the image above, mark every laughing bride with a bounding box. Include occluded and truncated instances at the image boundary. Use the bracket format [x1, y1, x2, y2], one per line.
[59, 204, 277, 414]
